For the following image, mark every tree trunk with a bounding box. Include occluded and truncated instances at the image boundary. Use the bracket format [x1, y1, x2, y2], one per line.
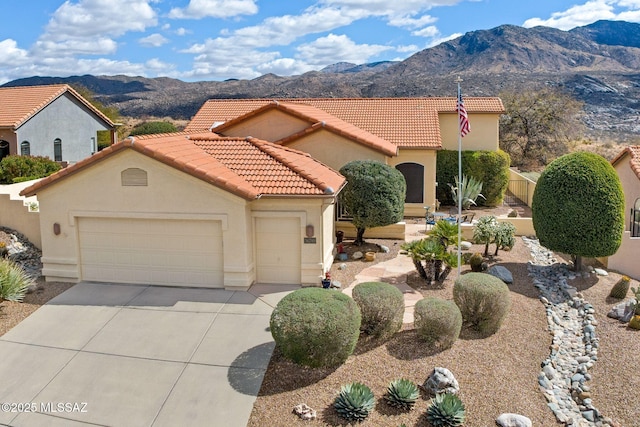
[355, 227, 366, 246]
[438, 266, 452, 283]
[413, 259, 427, 280]
[484, 242, 490, 257]
[434, 260, 443, 282]
[573, 255, 583, 272]
[494, 244, 500, 256]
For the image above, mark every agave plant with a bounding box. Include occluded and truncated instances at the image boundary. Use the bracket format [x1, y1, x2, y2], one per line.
[426, 393, 466, 427]
[0, 258, 33, 302]
[334, 382, 375, 422]
[449, 175, 485, 210]
[385, 378, 419, 410]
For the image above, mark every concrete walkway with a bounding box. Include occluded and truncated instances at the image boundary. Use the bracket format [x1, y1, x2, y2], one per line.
[0, 282, 295, 427]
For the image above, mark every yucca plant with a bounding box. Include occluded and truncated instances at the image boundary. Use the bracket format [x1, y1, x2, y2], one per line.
[0, 258, 33, 302]
[385, 378, 419, 410]
[334, 382, 375, 422]
[449, 175, 485, 210]
[426, 393, 466, 427]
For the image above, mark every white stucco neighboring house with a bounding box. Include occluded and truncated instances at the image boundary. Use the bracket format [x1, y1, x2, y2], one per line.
[0, 84, 116, 164]
[608, 145, 640, 280]
[20, 132, 345, 289]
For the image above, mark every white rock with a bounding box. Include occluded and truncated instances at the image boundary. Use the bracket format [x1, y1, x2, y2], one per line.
[496, 413, 532, 427]
[423, 367, 459, 395]
[292, 403, 316, 420]
[594, 268, 608, 276]
[379, 244, 390, 253]
[352, 251, 363, 260]
[460, 241, 472, 250]
[338, 263, 347, 270]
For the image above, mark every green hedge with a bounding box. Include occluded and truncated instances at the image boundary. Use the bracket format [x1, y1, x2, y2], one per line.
[270, 287, 361, 368]
[414, 298, 462, 350]
[453, 272, 511, 336]
[352, 281, 404, 341]
[0, 155, 61, 184]
[436, 150, 510, 206]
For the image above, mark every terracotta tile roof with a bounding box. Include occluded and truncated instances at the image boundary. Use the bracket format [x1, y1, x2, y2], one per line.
[611, 145, 640, 181]
[0, 84, 115, 129]
[185, 97, 504, 149]
[212, 101, 397, 156]
[20, 132, 345, 200]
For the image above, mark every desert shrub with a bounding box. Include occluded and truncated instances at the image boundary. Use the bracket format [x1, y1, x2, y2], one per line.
[129, 121, 177, 136]
[414, 298, 462, 350]
[270, 287, 361, 368]
[0, 258, 34, 302]
[453, 272, 511, 336]
[352, 281, 404, 341]
[469, 253, 484, 272]
[0, 155, 61, 184]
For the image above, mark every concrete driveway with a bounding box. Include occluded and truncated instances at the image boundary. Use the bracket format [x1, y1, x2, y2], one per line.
[0, 282, 296, 427]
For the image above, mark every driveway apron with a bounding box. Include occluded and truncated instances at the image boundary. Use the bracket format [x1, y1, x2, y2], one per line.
[0, 282, 295, 427]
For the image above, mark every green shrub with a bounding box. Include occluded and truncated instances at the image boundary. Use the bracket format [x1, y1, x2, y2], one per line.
[0, 258, 34, 302]
[270, 287, 361, 368]
[129, 121, 178, 136]
[436, 149, 510, 206]
[352, 281, 404, 341]
[334, 382, 375, 422]
[426, 393, 466, 427]
[469, 253, 484, 272]
[532, 152, 625, 270]
[414, 298, 462, 350]
[0, 155, 61, 184]
[453, 272, 511, 336]
[385, 378, 420, 410]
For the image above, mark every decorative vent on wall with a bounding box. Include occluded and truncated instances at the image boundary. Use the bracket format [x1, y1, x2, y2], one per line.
[121, 168, 148, 186]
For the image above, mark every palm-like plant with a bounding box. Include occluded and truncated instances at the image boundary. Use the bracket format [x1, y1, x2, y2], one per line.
[449, 175, 485, 210]
[402, 220, 459, 283]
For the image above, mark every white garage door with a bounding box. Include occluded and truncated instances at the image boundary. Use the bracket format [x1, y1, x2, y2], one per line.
[255, 217, 301, 284]
[78, 217, 224, 288]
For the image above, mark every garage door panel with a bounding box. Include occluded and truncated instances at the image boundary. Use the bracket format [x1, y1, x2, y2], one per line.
[78, 218, 223, 288]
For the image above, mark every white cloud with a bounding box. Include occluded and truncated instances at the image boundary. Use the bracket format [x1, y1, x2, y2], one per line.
[428, 32, 462, 47]
[522, 0, 640, 30]
[33, 38, 118, 56]
[412, 25, 440, 37]
[388, 14, 437, 29]
[145, 58, 176, 72]
[168, 0, 258, 19]
[139, 33, 169, 47]
[0, 39, 29, 65]
[396, 44, 420, 53]
[296, 33, 391, 66]
[175, 27, 190, 36]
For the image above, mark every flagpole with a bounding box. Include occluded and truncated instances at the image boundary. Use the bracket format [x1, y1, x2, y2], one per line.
[456, 76, 463, 277]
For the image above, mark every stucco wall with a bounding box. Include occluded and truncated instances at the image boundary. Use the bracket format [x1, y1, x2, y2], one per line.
[0, 194, 41, 249]
[388, 149, 438, 217]
[439, 113, 500, 151]
[607, 156, 640, 280]
[287, 129, 387, 171]
[35, 150, 254, 286]
[16, 93, 111, 163]
[220, 109, 310, 142]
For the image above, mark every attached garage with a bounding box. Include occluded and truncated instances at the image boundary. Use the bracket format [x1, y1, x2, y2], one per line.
[78, 217, 224, 287]
[255, 217, 301, 284]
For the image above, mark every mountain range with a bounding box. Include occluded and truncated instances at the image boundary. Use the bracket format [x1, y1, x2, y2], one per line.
[5, 20, 640, 142]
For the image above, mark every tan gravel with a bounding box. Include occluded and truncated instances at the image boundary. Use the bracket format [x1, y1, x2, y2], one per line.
[248, 237, 640, 427]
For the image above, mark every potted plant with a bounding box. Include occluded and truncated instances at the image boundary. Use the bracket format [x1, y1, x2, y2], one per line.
[322, 272, 332, 289]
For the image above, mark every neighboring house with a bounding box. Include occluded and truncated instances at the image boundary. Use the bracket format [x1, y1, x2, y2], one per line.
[608, 145, 640, 280]
[0, 84, 116, 164]
[185, 98, 505, 216]
[20, 132, 345, 289]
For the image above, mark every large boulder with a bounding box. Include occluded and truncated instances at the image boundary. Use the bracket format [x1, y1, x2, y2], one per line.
[496, 413, 532, 427]
[487, 265, 513, 285]
[423, 367, 459, 395]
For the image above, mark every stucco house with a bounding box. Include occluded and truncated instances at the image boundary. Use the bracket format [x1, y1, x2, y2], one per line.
[0, 84, 116, 163]
[20, 132, 345, 289]
[608, 145, 640, 280]
[185, 98, 505, 217]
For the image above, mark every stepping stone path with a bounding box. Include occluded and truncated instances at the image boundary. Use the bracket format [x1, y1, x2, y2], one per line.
[522, 236, 617, 427]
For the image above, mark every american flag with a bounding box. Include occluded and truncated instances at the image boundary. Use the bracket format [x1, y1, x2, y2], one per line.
[457, 93, 470, 137]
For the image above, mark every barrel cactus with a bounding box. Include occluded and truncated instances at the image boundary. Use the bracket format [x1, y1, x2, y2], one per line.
[426, 393, 466, 427]
[334, 382, 375, 422]
[469, 252, 484, 272]
[609, 276, 631, 299]
[384, 378, 419, 410]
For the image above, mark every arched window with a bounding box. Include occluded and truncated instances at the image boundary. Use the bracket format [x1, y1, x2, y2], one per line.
[632, 198, 640, 238]
[395, 162, 424, 203]
[21, 141, 30, 156]
[53, 138, 62, 161]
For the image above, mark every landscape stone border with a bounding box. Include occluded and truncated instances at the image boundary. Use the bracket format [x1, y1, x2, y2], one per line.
[523, 236, 617, 427]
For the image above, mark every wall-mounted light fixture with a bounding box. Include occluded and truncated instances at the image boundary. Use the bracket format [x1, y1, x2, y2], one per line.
[306, 224, 314, 238]
[53, 223, 61, 235]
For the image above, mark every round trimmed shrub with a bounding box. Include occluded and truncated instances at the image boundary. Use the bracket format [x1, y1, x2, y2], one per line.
[414, 298, 462, 349]
[453, 272, 511, 336]
[270, 287, 361, 368]
[352, 281, 404, 341]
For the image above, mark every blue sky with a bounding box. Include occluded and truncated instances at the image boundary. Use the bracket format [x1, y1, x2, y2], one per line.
[1, 0, 640, 84]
